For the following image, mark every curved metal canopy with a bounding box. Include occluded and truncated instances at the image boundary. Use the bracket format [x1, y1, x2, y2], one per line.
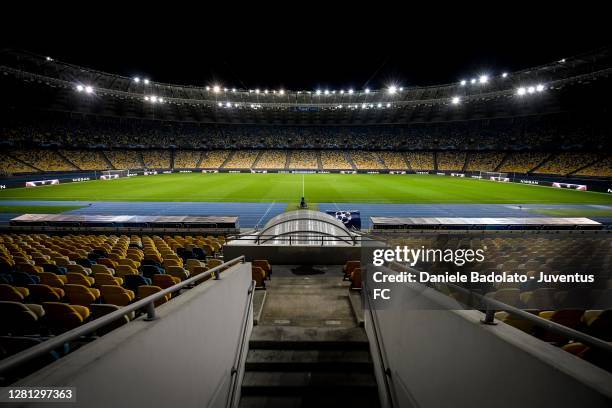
[257, 210, 356, 246]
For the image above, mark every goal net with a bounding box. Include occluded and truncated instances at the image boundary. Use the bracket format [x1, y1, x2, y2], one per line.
[479, 171, 510, 182]
[100, 169, 131, 180]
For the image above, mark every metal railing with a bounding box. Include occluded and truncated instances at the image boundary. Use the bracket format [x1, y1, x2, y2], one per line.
[446, 281, 612, 354]
[226, 279, 255, 408]
[0, 256, 246, 376]
[384, 261, 612, 355]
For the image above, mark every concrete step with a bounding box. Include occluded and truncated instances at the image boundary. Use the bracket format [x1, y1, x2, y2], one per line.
[246, 349, 373, 372]
[249, 326, 369, 350]
[239, 393, 380, 408]
[241, 371, 378, 395]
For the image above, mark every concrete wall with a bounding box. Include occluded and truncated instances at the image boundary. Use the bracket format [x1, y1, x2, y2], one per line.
[365, 282, 612, 408]
[224, 243, 361, 265]
[16, 263, 253, 408]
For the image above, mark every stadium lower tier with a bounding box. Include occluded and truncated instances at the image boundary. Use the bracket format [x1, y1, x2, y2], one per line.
[1, 149, 610, 177]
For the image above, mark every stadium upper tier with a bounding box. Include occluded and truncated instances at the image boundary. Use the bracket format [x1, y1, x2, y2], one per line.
[1, 48, 611, 124]
[1, 149, 610, 177]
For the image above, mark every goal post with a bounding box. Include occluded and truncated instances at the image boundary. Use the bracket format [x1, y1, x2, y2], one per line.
[100, 169, 131, 180]
[479, 171, 510, 182]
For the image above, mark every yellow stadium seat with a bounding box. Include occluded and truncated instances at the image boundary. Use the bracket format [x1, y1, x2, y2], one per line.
[0, 284, 29, 302]
[43, 302, 90, 332]
[64, 284, 100, 306]
[137, 285, 170, 306]
[100, 285, 135, 306]
[39, 272, 67, 288]
[66, 272, 95, 287]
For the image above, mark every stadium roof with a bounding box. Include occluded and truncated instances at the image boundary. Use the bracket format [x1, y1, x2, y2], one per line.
[1, 48, 611, 124]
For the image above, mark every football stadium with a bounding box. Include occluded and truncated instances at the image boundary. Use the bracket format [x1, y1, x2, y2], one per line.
[0, 37, 611, 408]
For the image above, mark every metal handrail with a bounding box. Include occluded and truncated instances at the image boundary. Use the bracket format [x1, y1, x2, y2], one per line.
[445, 281, 612, 354]
[362, 282, 396, 408]
[226, 280, 255, 408]
[385, 261, 612, 354]
[0, 256, 246, 375]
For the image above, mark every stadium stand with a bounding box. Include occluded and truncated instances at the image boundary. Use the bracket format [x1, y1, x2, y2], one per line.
[59, 150, 111, 171]
[320, 151, 354, 170]
[199, 150, 230, 169]
[575, 156, 612, 177]
[253, 150, 287, 169]
[173, 150, 202, 169]
[351, 151, 386, 170]
[223, 150, 259, 169]
[498, 152, 550, 173]
[288, 150, 320, 169]
[535, 152, 601, 175]
[10, 149, 78, 172]
[436, 152, 467, 171]
[104, 150, 143, 170]
[405, 151, 435, 170]
[142, 150, 172, 169]
[465, 152, 506, 172]
[378, 151, 409, 170]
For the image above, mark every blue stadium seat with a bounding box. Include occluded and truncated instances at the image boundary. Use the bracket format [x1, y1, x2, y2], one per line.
[42, 263, 67, 275]
[124, 275, 152, 293]
[11, 272, 40, 286]
[141, 265, 164, 280]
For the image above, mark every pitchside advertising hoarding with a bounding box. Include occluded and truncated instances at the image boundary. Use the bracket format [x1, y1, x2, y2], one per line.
[0, 169, 610, 193]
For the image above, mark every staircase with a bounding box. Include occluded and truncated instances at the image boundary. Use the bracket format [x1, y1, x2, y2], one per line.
[284, 151, 292, 170]
[345, 152, 358, 170]
[316, 151, 323, 170]
[221, 151, 237, 169]
[239, 268, 380, 407]
[101, 151, 116, 170]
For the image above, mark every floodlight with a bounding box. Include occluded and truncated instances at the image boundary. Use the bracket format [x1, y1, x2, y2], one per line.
[517, 87, 526, 96]
[348, 89, 354, 94]
[527, 86, 535, 94]
[76, 85, 84, 92]
[159, 98, 164, 103]
[46, 56, 53, 61]
[150, 96, 157, 103]
[470, 78, 476, 84]
[218, 102, 223, 107]
[399, 87, 403, 91]
[84, 86, 93, 94]
[205, 86, 210, 91]
[144, 96, 149, 101]
[213, 85, 221, 93]
[364, 88, 370, 94]
[377, 103, 382, 108]
[316, 90, 322, 95]
[338, 104, 343, 108]
[226, 102, 232, 108]
[255, 89, 260, 94]
[224, 88, 228, 92]
[279, 89, 285, 95]
[388, 86, 397, 95]
[451, 96, 460, 105]
[479, 75, 488, 84]
[460, 80, 466, 86]
[133, 77, 140, 83]
[536, 84, 545, 92]
[324, 90, 330, 95]
[386, 103, 391, 108]
[264, 89, 269, 94]
[232, 88, 236, 92]
[502, 72, 508, 78]
[362, 103, 367, 109]
[143, 79, 150, 85]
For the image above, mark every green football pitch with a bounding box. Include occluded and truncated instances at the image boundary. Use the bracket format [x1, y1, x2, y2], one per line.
[0, 173, 610, 204]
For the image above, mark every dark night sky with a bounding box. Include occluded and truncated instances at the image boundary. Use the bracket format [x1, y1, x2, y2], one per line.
[4, 11, 611, 91]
